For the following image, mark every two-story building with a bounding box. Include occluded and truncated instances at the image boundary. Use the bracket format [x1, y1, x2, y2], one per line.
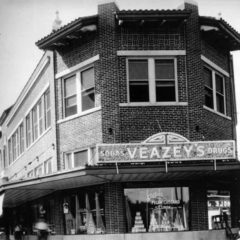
[0, 1, 240, 239]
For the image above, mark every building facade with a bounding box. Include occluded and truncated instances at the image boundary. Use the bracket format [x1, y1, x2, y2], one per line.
[0, 1, 240, 239]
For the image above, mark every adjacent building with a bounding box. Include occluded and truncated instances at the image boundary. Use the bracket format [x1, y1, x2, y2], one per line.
[0, 1, 240, 239]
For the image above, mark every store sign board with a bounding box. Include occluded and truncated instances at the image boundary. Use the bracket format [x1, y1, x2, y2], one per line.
[97, 140, 235, 163]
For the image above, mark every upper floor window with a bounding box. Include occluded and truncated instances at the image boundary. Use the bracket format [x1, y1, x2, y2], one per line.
[45, 89, 51, 129]
[64, 149, 88, 170]
[44, 158, 52, 175]
[204, 66, 226, 115]
[25, 88, 51, 149]
[128, 58, 177, 103]
[63, 67, 95, 118]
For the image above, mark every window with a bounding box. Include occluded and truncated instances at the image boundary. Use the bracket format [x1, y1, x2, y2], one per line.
[8, 139, 12, 165]
[63, 67, 95, 118]
[64, 75, 77, 117]
[129, 60, 149, 102]
[28, 170, 34, 178]
[155, 59, 176, 101]
[128, 58, 177, 103]
[44, 159, 52, 175]
[26, 113, 32, 147]
[19, 123, 24, 154]
[63, 190, 105, 235]
[32, 105, 39, 141]
[35, 164, 44, 177]
[124, 187, 189, 233]
[45, 89, 51, 128]
[204, 66, 226, 115]
[38, 98, 44, 135]
[12, 133, 17, 161]
[81, 67, 95, 111]
[64, 149, 88, 169]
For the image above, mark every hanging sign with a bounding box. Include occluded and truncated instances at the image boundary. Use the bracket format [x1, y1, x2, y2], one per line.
[97, 140, 235, 163]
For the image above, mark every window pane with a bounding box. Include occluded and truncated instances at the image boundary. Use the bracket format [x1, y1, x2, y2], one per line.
[216, 93, 225, 114]
[74, 150, 88, 167]
[26, 114, 32, 147]
[65, 95, 77, 107]
[82, 89, 95, 111]
[124, 187, 189, 233]
[216, 74, 224, 94]
[81, 68, 94, 90]
[129, 60, 148, 80]
[65, 105, 77, 118]
[129, 82, 149, 102]
[38, 99, 44, 135]
[32, 106, 38, 141]
[156, 85, 176, 102]
[45, 89, 51, 128]
[64, 75, 76, 97]
[65, 153, 73, 169]
[20, 124, 24, 154]
[204, 67, 212, 88]
[8, 139, 12, 164]
[205, 87, 214, 109]
[155, 59, 174, 80]
[44, 159, 52, 175]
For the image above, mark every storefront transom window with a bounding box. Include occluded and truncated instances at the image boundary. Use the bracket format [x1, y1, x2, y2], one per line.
[124, 187, 189, 233]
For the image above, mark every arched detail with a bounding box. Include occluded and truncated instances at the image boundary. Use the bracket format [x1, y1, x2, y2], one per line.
[143, 132, 189, 144]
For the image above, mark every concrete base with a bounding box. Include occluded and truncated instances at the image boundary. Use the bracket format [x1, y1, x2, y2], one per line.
[14, 229, 233, 240]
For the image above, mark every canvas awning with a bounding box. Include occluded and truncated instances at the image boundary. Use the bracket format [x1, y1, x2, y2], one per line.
[1, 161, 240, 208]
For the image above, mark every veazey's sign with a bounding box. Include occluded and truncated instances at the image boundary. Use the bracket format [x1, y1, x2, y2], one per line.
[97, 140, 235, 163]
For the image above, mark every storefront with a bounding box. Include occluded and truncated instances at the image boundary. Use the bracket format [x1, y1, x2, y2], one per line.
[1, 132, 240, 239]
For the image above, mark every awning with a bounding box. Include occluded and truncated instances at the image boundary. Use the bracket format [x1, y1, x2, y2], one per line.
[1, 161, 240, 208]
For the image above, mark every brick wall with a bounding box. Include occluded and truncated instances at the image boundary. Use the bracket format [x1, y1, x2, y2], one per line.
[104, 182, 126, 233]
[201, 39, 229, 72]
[57, 110, 102, 169]
[190, 185, 208, 230]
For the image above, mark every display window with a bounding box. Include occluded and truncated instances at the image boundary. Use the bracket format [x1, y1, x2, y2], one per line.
[124, 187, 189, 233]
[207, 190, 231, 229]
[63, 189, 105, 235]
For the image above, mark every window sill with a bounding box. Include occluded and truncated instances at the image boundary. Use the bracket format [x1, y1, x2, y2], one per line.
[203, 105, 231, 120]
[58, 106, 101, 124]
[119, 102, 188, 107]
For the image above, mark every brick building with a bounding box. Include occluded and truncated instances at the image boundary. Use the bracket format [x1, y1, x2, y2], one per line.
[0, 1, 240, 239]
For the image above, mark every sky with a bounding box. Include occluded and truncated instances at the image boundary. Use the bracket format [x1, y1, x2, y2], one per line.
[0, 0, 239, 144]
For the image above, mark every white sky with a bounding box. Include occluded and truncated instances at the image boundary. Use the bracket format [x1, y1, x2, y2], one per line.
[0, 0, 239, 145]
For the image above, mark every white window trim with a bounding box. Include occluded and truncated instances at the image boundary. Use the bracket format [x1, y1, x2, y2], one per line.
[62, 65, 96, 119]
[203, 65, 227, 117]
[201, 55, 230, 77]
[203, 105, 231, 120]
[56, 55, 99, 79]
[126, 57, 179, 104]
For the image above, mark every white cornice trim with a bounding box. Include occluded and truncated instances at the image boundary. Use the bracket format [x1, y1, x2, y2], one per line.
[6, 55, 51, 126]
[55, 55, 100, 79]
[117, 50, 186, 56]
[201, 55, 230, 77]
